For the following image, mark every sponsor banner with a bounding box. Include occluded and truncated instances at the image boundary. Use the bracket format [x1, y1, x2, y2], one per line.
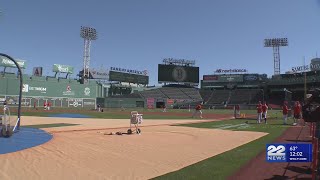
[22, 84, 47, 94]
[147, 98, 154, 109]
[0, 55, 26, 69]
[214, 69, 247, 74]
[203, 74, 243, 82]
[68, 98, 83, 107]
[243, 74, 259, 81]
[291, 65, 309, 72]
[291, 63, 320, 72]
[19, 81, 96, 98]
[310, 63, 320, 71]
[110, 67, 148, 76]
[53, 64, 74, 74]
[162, 58, 196, 65]
[83, 101, 95, 106]
[109, 71, 149, 84]
[90, 68, 108, 79]
[219, 75, 243, 82]
[2, 95, 96, 108]
[167, 99, 174, 105]
[33, 67, 43, 77]
[203, 75, 218, 81]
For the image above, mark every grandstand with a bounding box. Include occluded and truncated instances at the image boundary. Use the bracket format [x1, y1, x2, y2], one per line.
[2, 53, 320, 110]
[139, 88, 166, 99]
[198, 89, 263, 106]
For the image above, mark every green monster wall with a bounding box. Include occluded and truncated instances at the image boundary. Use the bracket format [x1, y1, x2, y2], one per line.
[0, 75, 99, 108]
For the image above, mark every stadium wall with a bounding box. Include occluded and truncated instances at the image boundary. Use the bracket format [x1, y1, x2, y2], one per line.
[0, 75, 100, 108]
[104, 98, 144, 108]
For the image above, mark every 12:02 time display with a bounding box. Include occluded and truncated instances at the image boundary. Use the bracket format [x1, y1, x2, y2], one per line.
[290, 152, 303, 156]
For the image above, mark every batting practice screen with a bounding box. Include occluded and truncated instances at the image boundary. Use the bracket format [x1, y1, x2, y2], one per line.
[109, 71, 149, 84]
[158, 64, 199, 83]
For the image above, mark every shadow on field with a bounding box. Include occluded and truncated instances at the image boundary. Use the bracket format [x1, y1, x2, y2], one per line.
[265, 175, 289, 180]
[285, 166, 311, 174]
[285, 139, 312, 143]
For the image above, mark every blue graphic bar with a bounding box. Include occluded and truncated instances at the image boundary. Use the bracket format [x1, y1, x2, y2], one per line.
[266, 143, 312, 163]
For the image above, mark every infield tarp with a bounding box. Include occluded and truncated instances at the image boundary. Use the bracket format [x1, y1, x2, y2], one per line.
[0, 127, 52, 154]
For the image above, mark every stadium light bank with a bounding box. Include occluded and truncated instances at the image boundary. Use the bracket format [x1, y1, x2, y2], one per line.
[264, 38, 288, 75]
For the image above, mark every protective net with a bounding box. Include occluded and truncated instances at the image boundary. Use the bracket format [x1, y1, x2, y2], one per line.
[0, 104, 16, 137]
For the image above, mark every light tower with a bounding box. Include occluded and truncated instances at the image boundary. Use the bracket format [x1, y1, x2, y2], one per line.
[80, 26, 97, 84]
[264, 38, 288, 75]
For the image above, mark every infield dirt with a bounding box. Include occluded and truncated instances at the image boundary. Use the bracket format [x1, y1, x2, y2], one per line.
[0, 116, 267, 180]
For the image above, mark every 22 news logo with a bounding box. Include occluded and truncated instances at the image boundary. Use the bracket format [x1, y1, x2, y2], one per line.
[266, 144, 286, 162]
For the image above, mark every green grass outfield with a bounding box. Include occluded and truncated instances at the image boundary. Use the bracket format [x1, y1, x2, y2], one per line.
[16, 108, 236, 119]
[152, 113, 295, 180]
[16, 108, 285, 120]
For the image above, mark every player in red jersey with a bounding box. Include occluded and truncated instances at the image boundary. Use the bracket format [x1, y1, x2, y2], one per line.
[192, 103, 203, 119]
[282, 102, 290, 125]
[256, 101, 262, 123]
[262, 102, 268, 124]
[293, 101, 301, 126]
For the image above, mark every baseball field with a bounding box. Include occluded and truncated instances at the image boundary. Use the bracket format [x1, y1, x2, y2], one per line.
[0, 108, 297, 179]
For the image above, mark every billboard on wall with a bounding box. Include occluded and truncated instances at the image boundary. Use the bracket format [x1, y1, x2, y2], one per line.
[0, 78, 97, 108]
[89, 68, 108, 79]
[216, 74, 243, 82]
[147, 98, 154, 109]
[203, 75, 219, 81]
[158, 64, 199, 83]
[167, 99, 174, 106]
[109, 71, 149, 84]
[202, 74, 243, 82]
[0, 55, 27, 69]
[20, 80, 96, 98]
[2, 95, 96, 108]
[243, 74, 260, 82]
[53, 64, 74, 74]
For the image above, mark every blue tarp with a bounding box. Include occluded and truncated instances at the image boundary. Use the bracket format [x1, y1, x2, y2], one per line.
[47, 113, 92, 118]
[0, 127, 52, 154]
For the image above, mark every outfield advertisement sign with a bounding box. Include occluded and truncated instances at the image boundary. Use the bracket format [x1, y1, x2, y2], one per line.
[53, 64, 74, 74]
[214, 68, 247, 74]
[18, 81, 96, 98]
[110, 67, 148, 76]
[22, 84, 47, 94]
[243, 74, 259, 82]
[147, 98, 154, 109]
[0, 55, 26, 69]
[2, 95, 96, 108]
[203, 75, 218, 81]
[291, 64, 320, 72]
[90, 68, 108, 79]
[218, 75, 243, 82]
[109, 71, 149, 84]
[203, 74, 243, 82]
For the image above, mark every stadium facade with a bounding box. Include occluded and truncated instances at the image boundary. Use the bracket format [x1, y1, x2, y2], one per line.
[1, 55, 320, 109]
